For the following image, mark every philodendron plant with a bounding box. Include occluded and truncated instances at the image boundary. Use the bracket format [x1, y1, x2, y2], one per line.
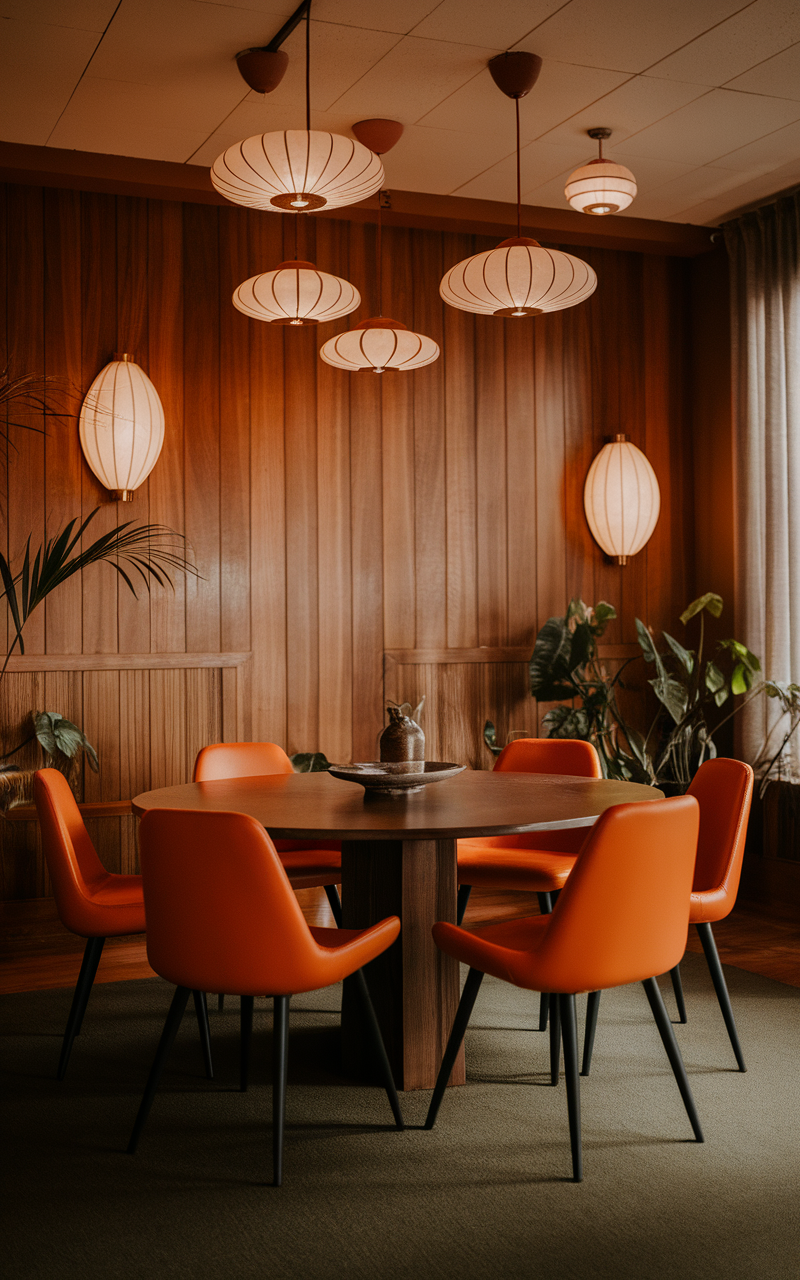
[524, 593, 778, 789]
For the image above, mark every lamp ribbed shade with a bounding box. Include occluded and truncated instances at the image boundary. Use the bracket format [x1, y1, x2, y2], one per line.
[211, 130, 384, 212]
[232, 261, 360, 325]
[439, 237, 597, 317]
[319, 319, 440, 372]
[565, 158, 637, 215]
[79, 358, 164, 495]
[583, 438, 660, 562]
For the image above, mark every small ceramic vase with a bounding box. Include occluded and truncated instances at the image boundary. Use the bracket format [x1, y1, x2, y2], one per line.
[379, 705, 425, 763]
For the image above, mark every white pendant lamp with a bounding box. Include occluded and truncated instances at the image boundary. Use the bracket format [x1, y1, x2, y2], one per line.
[583, 435, 660, 565]
[565, 128, 637, 216]
[233, 254, 359, 326]
[440, 52, 597, 318]
[79, 355, 165, 502]
[211, 3, 383, 213]
[320, 188, 439, 372]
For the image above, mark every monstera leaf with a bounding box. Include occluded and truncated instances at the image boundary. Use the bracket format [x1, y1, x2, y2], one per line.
[529, 616, 576, 701]
[289, 752, 331, 773]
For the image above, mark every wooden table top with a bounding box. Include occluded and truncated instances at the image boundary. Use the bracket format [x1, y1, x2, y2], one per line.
[131, 770, 662, 842]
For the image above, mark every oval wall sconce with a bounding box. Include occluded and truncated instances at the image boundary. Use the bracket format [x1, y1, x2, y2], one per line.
[79, 355, 165, 502]
[583, 434, 660, 565]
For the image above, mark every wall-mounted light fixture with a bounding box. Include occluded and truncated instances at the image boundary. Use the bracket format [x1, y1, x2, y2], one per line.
[79, 355, 164, 502]
[583, 434, 660, 565]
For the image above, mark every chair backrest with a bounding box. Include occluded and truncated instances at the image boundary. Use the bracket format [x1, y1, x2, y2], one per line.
[488, 738, 603, 853]
[33, 769, 110, 935]
[494, 738, 602, 778]
[193, 741, 293, 783]
[687, 757, 754, 902]
[522, 795, 699, 994]
[138, 808, 332, 995]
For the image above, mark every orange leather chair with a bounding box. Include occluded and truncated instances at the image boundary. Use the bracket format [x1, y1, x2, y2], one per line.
[583, 758, 754, 1076]
[33, 769, 212, 1081]
[457, 737, 603, 1040]
[127, 807, 403, 1185]
[426, 796, 703, 1182]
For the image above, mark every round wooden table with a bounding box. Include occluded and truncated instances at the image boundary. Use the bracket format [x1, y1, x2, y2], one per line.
[132, 770, 661, 1091]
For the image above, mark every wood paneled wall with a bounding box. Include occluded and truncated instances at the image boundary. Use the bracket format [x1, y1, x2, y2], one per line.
[1, 182, 696, 898]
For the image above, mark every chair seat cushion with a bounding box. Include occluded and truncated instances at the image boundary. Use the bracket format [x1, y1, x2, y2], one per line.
[457, 840, 577, 893]
[273, 843, 341, 889]
[80, 874, 146, 937]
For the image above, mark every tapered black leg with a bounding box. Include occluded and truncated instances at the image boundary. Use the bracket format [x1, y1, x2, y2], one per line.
[354, 968, 404, 1129]
[272, 995, 290, 1187]
[456, 884, 472, 927]
[696, 922, 746, 1071]
[240, 995, 254, 1092]
[425, 968, 484, 1130]
[193, 990, 213, 1079]
[218, 994, 225, 1013]
[549, 992, 561, 1085]
[57, 935, 105, 1080]
[127, 985, 191, 1154]
[581, 991, 601, 1077]
[536, 895, 553, 1032]
[559, 994, 582, 1182]
[642, 976, 704, 1142]
[670, 963, 688, 1023]
[324, 884, 343, 927]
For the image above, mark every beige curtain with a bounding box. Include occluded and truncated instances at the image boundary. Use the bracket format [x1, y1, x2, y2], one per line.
[725, 190, 800, 782]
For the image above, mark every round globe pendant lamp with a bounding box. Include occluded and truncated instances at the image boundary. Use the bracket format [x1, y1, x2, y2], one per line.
[211, 3, 383, 213]
[583, 435, 660, 565]
[320, 189, 439, 372]
[79, 355, 164, 502]
[440, 52, 597, 318]
[565, 128, 637, 216]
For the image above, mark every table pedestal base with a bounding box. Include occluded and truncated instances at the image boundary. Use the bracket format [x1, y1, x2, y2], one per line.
[340, 838, 465, 1092]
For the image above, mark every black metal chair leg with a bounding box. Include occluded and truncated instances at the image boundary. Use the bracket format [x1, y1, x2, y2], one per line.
[581, 991, 601, 1076]
[456, 884, 472, 927]
[549, 991, 561, 1085]
[272, 995, 290, 1187]
[425, 968, 484, 1130]
[353, 968, 404, 1129]
[218, 994, 225, 1012]
[642, 976, 704, 1142]
[57, 935, 105, 1080]
[559, 994, 583, 1182]
[670, 963, 688, 1023]
[696, 921, 746, 1071]
[193, 990, 214, 1079]
[127, 985, 191, 1154]
[240, 995, 254, 1092]
[537, 892, 553, 914]
[323, 884, 343, 927]
[535, 895, 554, 1032]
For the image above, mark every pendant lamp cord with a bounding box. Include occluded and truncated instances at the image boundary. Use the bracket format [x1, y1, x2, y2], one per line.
[305, 0, 311, 132]
[377, 193, 383, 317]
[598, 135, 603, 161]
[515, 96, 521, 238]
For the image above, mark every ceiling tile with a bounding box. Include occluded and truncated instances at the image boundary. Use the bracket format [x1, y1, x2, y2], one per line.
[452, 137, 581, 201]
[613, 88, 800, 166]
[189, 102, 373, 166]
[313, 0, 443, 35]
[379, 124, 507, 195]
[328, 34, 500, 121]
[410, 0, 564, 49]
[712, 117, 800, 171]
[48, 113, 209, 162]
[539, 74, 711, 149]
[418, 60, 629, 142]
[50, 74, 233, 138]
[0, 1, 114, 27]
[673, 154, 800, 221]
[512, 0, 748, 74]
[647, 0, 800, 87]
[725, 40, 800, 100]
[630, 163, 761, 219]
[254, 19, 403, 112]
[0, 17, 98, 146]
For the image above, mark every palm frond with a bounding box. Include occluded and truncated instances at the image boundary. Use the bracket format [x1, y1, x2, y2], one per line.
[0, 510, 199, 674]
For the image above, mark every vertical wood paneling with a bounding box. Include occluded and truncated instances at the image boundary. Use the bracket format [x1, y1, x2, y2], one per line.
[1, 182, 703, 898]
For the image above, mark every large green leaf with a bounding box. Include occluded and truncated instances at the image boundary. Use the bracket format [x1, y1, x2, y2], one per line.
[662, 630, 694, 675]
[529, 616, 576, 701]
[679, 593, 723, 624]
[543, 705, 591, 739]
[289, 752, 330, 773]
[592, 601, 617, 632]
[33, 711, 99, 772]
[483, 720, 503, 756]
[649, 675, 688, 724]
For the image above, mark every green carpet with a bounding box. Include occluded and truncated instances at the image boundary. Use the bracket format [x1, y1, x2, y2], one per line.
[2, 952, 798, 1280]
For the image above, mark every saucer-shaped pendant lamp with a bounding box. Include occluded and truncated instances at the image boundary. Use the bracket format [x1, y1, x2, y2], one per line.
[211, 4, 382, 212]
[583, 435, 660, 565]
[319, 186, 439, 372]
[233, 259, 359, 325]
[565, 128, 637, 216]
[79, 354, 164, 502]
[440, 52, 597, 318]
[320, 317, 439, 372]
